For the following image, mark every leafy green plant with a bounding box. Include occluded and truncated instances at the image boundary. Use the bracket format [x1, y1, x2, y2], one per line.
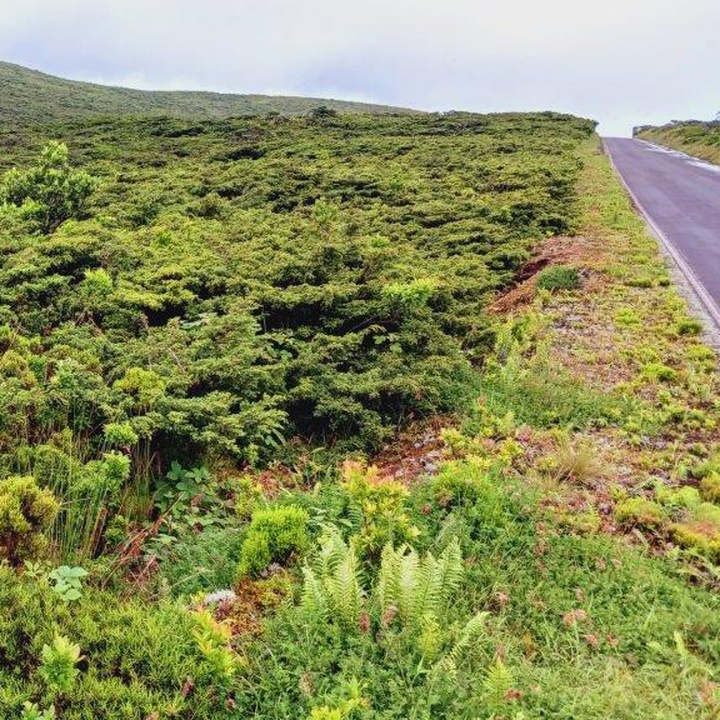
[341, 461, 419, 559]
[614, 497, 665, 529]
[307, 678, 367, 719]
[39, 634, 82, 694]
[699, 473, 720, 503]
[191, 608, 241, 685]
[21, 702, 56, 720]
[237, 505, 310, 578]
[47, 565, 88, 602]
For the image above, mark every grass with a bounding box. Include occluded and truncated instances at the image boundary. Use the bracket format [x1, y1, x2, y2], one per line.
[636, 121, 720, 165]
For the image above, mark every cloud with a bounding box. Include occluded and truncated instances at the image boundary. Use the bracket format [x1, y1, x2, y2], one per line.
[1, 0, 718, 134]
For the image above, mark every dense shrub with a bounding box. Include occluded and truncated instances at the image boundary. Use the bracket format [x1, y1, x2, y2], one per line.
[0, 141, 96, 233]
[0, 113, 593, 465]
[0, 476, 59, 565]
[0, 566, 234, 718]
[237, 505, 310, 578]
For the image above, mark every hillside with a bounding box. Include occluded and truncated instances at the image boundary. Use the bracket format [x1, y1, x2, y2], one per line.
[635, 119, 720, 164]
[0, 61, 416, 126]
[1, 109, 720, 719]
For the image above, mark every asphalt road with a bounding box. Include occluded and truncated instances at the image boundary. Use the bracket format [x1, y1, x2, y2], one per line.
[604, 137, 720, 325]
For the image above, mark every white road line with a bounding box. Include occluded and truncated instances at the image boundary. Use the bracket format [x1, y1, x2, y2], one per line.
[603, 139, 720, 331]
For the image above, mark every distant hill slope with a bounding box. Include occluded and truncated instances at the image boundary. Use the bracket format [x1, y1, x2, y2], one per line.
[635, 120, 720, 165]
[0, 61, 416, 126]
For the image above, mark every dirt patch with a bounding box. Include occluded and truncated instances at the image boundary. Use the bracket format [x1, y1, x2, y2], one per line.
[490, 235, 596, 313]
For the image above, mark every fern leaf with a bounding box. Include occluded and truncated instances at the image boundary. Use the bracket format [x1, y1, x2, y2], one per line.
[376, 542, 402, 611]
[326, 543, 363, 626]
[436, 610, 489, 672]
[301, 565, 329, 621]
[483, 658, 513, 705]
[397, 547, 420, 621]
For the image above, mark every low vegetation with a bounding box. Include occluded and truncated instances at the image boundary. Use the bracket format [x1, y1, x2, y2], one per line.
[0, 61, 415, 129]
[635, 120, 720, 164]
[1, 100, 719, 718]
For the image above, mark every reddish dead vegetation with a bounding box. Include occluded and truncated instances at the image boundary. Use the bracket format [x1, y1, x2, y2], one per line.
[371, 416, 451, 486]
[490, 235, 599, 313]
[219, 574, 290, 638]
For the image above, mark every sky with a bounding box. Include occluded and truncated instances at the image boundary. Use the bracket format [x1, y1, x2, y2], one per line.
[0, 0, 718, 136]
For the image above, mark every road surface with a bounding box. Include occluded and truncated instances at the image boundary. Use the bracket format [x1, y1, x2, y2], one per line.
[604, 137, 720, 326]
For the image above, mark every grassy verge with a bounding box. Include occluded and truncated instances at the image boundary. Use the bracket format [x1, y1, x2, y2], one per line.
[636, 123, 720, 165]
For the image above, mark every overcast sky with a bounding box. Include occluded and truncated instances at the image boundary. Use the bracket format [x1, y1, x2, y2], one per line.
[1, 0, 717, 135]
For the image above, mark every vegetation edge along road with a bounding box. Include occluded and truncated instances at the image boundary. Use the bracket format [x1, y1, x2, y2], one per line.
[636, 121, 720, 166]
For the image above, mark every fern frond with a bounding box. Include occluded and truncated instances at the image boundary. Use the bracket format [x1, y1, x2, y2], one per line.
[316, 525, 348, 577]
[435, 610, 489, 673]
[301, 565, 329, 621]
[376, 542, 403, 611]
[397, 547, 420, 621]
[325, 543, 363, 626]
[433, 539, 464, 606]
[483, 658, 513, 705]
[417, 611, 443, 661]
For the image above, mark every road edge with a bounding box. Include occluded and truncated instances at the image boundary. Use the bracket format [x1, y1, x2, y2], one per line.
[602, 138, 720, 343]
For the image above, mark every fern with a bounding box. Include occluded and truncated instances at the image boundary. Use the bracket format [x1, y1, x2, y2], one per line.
[301, 565, 329, 621]
[301, 530, 363, 627]
[417, 612, 443, 661]
[483, 658, 514, 706]
[376, 542, 403, 611]
[379, 539, 463, 624]
[433, 611, 489, 677]
[325, 543, 363, 626]
[304, 529, 465, 638]
[397, 548, 421, 622]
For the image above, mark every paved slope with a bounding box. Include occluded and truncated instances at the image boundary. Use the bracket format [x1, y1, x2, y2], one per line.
[604, 137, 720, 324]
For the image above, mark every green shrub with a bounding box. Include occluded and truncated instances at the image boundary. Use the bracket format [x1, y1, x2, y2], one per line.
[536, 265, 580, 292]
[0, 565, 239, 717]
[0, 141, 96, 234]
[671, 503, 720, 561]
[237, 505, 310, 578]
[642, 362, 677, 383]
[655, 485, 702, 509]
[432, 458, 493, 508]
[0, 476, 59, 565]
[675, 318, 703, 336]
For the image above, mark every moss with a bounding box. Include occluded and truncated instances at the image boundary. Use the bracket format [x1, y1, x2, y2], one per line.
[536, 265, 581, 292]
[671, 503, 720, 561]
[699, 473, 720, 504]
[655, 485, 702, 509]
[614, 497, 665, 530]
[641, 363, 677, 383]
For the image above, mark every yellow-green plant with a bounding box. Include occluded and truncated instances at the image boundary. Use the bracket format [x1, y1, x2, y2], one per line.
[0, 476, 59, 565]
[39, 634, 82, 695]
[341, 461, 419, 559]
